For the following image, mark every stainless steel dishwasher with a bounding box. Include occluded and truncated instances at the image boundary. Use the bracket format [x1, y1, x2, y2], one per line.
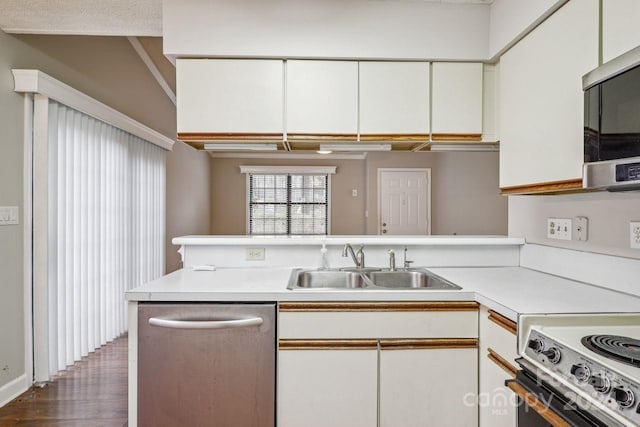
[138, 303, 275, 427]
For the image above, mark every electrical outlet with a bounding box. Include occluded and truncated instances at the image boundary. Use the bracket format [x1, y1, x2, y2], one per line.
[574, 217, 588, 241]
[246, 247, 265, 261]
[547, 218, 572, 240]
[352, 189, 358, 197]
[630, 222, 640, 249]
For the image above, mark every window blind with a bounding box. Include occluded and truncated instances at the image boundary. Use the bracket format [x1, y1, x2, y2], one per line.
[46, 100, 165, 375]
[249, 173, 328, 235]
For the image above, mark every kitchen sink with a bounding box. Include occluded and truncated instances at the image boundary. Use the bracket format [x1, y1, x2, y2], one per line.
[289, 270, 371, 289]
[287, 268, 461, 290]
[364, 269, 461, 290]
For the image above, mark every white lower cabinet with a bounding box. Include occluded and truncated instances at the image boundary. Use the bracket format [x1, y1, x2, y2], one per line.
[379, 347, 478, 427]
[278, 348, 378, 427]
[277, 302, 479, 427]
[478, 306, 518, 427]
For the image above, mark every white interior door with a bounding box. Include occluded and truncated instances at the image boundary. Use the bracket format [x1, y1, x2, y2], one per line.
[378, 169, 430, 235]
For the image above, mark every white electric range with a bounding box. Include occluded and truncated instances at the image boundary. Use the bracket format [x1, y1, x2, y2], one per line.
[513, 314, 640, 427]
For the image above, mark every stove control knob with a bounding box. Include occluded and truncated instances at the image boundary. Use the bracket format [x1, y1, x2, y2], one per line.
[541, 347, 561, 364]
[589, 375, 611, 393]
[613, 387, 635, 408]
[570, 364, 590, 382]
[527, 339, 544, 353]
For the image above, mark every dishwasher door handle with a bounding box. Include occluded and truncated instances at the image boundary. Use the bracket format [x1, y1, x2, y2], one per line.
[149, 317, 264, 330]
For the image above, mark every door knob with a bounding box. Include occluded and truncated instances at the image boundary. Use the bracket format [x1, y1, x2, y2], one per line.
[382, 229, 387, 234]
[382, 223, 387, 226]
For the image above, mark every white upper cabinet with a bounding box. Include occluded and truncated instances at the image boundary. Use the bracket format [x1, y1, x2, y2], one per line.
[482, 64, 499, 142]
[602, 0, 640, 63]
[359, 62, 430, 138]
[286, 60, 358, 138]
[431, 62, 483, 138]
[499, 0, 598, 191]
[176, 59, 283, 135]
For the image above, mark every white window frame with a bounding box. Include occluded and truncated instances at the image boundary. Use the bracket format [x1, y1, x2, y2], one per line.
[240, 166, 336, 235]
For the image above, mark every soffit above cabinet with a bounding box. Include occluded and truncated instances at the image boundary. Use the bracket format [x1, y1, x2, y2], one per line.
[163, 0, 490, 61]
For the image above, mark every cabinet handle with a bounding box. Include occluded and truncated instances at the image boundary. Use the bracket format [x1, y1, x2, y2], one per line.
[487, 348, 517, 378]
[149, 317, 263, 330]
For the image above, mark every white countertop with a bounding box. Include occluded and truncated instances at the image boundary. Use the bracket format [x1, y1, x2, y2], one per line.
[126, 266, 640, 322]
[172, 235, 525, 246]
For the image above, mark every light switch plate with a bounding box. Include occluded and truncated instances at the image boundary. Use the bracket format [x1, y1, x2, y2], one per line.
[631, 222, 640, 249]
[0, 206, 19, 225]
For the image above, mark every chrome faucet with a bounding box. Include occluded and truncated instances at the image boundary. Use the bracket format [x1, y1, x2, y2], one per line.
[342, 244, 365, 269]
[388, 249, 396, 271]
[403, 246, 414, 269]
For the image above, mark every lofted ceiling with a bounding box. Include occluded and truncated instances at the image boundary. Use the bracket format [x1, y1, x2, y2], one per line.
[0, 0, 492, 36]
[0, 0, 162, 36]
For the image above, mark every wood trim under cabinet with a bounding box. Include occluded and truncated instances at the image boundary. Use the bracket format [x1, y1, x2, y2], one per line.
[278, 301, 479, 312]
[488, 310, 517, 336]
[286, 133, 358, 142]
[500, 178, 583, 195]
[177, 132, 284, 142]
[279, 339, 378, 350]
[380, 338, 478, 350]
[506, 381, 571, 427]
[431, 133, 482, 141]
[359, 134, 430, 142]
[487, 348, 517, 378]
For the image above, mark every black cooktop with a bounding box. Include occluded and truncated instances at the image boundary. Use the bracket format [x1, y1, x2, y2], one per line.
[582, 335, 640, 368]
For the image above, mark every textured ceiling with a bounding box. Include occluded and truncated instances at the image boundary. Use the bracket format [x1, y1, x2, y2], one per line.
[0, 0, 492, 36]
[0, 0, 162, 36]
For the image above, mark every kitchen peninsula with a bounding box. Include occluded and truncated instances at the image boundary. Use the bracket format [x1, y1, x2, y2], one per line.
[126, 236, 640, 426]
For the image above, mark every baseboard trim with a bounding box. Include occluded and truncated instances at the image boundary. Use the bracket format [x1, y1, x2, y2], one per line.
[0, 373, 29, 408]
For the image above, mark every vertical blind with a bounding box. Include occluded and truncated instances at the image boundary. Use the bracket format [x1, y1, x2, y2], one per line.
[46, 100, 165, 375]
[249, 174, 328, 235]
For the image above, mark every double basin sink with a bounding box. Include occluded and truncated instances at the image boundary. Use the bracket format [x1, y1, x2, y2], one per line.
[287, 268, 461, 291]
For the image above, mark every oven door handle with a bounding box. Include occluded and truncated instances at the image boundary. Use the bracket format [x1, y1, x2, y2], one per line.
[506, 379, 572, 427]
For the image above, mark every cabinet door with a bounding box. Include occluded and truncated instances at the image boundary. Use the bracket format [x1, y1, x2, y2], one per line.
[359, 61, 430, 138]
[478, 307, 517, 427]
[176, 59, 283, 135]
[379, 346, 478, 427]
[432, 62, 483, 138]
[278, 348, 378, 427]
[499, 0, 598, 191]
[603, 0, 640, 63]
[286, 60, 358, 138]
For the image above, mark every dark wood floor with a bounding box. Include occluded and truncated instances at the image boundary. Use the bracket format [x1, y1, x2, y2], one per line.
[0, 335, 128, 426]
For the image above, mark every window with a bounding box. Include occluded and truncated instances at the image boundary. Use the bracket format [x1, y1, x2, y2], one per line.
[241, 165, 336, 235]
[249, 173, 329, 235]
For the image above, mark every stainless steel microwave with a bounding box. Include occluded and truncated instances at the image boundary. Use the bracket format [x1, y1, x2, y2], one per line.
[583, 46, 640, 191]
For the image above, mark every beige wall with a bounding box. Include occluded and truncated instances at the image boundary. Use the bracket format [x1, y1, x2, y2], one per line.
[365, 151, 507, 235]
[166, 141, 211, 271]
[0, 31, 210, 390]
[210, 151, 507, 236]
[0, 30, 28, 390]
[210, 157, 367, 235]
[509, 192, 640, 259]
